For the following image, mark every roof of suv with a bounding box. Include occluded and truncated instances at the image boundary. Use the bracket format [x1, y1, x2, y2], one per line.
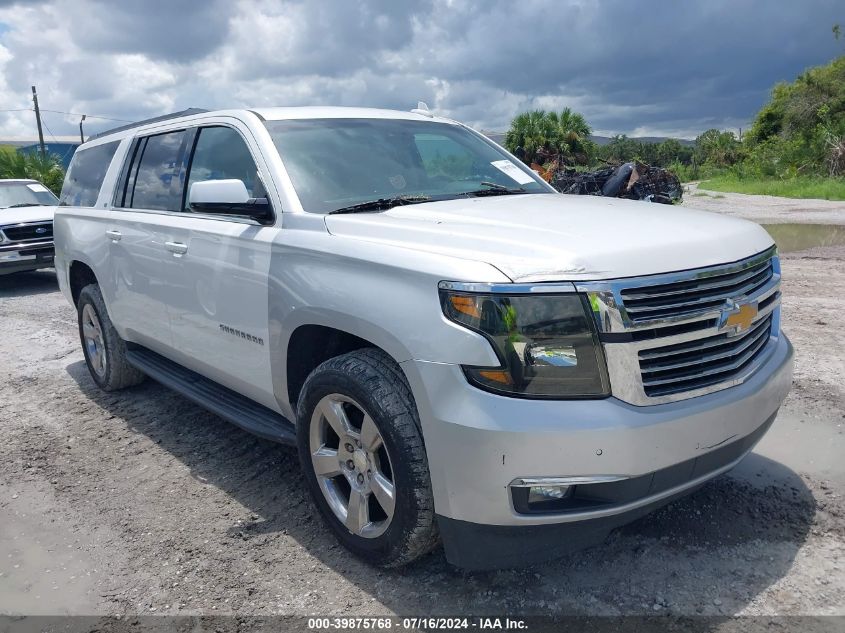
[87, 106, 456, 145]
[252, 106, 448, 122]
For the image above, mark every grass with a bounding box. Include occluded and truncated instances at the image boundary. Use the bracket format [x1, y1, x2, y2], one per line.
[698, 175, 845, 200]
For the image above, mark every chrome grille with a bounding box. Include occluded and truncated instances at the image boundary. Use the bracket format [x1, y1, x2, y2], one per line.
[1, 221, 53, 242]
[576, 246, 782, 405]
[621, 257, 773, 322]
[639, 314, 773, 397]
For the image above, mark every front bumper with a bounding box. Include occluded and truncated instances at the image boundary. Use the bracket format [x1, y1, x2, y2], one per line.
[0, 241, 54, 275]
[401, 334, 793, 568]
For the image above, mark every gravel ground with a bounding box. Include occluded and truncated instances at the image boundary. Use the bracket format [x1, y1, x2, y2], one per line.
[1, 192, 844, 617]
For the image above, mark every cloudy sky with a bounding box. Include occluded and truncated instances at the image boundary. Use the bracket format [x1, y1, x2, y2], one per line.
[0, 0, 841, 141]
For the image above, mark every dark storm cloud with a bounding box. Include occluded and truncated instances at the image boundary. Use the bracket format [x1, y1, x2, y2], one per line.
[64, 0, 231, 62]
[0, 0, 841, 138]
[411, 0, 843, 132]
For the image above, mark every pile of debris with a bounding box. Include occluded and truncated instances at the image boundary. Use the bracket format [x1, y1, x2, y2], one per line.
[549, 162, 683, 204]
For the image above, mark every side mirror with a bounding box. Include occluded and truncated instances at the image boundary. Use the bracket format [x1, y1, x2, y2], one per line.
[188, 179, 272, 223]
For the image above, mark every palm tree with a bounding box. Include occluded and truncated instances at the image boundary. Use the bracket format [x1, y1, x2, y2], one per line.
[0, 148, 65, 195]
[549, 108, 592, 160]
[505, 110, 556, 164]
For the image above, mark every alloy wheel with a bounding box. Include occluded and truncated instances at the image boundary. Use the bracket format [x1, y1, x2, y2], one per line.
[309, 393, 396, 538]
[81, 303, 107, 378]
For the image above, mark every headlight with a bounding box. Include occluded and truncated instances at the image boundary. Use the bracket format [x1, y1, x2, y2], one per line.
[440, 289, 610, 398]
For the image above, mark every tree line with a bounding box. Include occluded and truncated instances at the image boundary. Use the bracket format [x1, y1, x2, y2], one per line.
[504, 53, 845, 183]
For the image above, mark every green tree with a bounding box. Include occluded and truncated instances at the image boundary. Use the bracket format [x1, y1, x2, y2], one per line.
[695, 129, 741, 167]
[505, 108, 595, 165]
[0, 149, 65, 195]
[547, 107, 593, 162]
[504, 110, 556, 164]
[744, 55, 845, 176]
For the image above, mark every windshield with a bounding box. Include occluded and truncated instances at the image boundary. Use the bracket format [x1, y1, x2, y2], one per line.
[0, 181, 59, 209]
[264, 118, 552, 213]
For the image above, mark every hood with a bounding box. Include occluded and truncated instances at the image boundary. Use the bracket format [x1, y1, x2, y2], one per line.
[324, 194, 774, 282]
[0, 205, 56, 226]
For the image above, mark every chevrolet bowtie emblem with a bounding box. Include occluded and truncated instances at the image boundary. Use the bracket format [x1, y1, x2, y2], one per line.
[723, 301, 758, 333]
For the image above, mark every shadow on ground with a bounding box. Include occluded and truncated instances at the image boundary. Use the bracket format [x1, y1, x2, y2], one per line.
[0, 269, 58, 298]
[66, 359, 817, 616]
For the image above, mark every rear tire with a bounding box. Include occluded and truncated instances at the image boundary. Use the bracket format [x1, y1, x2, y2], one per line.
[296, 348, 439, 567]
[77, 284, 145, 391]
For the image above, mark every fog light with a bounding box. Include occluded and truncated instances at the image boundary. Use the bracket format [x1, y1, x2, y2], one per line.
[527, 485, 572, 504]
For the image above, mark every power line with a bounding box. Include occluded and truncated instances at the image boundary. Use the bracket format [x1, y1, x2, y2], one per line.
[39, 109, 133, 122]
[0, 107, 132, 123]
[39, 112, 59, 144]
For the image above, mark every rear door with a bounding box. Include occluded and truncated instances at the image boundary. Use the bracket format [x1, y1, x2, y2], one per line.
[155, 122, 281, 411]
[107, 129, 192, 352]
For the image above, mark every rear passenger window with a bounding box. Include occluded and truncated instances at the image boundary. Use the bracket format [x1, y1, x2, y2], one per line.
[59, 140, 120, 207]
[128, 130, 188, 211]
[184, 126, 263, 210]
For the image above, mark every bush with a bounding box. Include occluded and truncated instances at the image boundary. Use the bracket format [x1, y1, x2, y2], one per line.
[0, 149, 65, 195]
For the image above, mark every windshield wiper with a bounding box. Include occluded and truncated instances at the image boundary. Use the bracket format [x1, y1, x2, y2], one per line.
[328, 195, 431, 215]
[5, 203, 47, 208]
[461, 182, 526, 197]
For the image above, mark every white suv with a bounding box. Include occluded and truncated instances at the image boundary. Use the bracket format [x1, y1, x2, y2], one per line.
[54, 107, 793, 569]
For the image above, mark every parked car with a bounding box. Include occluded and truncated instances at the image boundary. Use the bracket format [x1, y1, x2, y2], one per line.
[0, 178, 58, 275]
[53, 107, 793, 570]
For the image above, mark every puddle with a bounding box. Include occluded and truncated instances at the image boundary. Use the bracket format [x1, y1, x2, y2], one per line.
[761, 223, 845, 253]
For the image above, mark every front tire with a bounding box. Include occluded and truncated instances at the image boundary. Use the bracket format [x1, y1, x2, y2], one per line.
[77, 283, 145, 391]
[296, 348, 439, 567]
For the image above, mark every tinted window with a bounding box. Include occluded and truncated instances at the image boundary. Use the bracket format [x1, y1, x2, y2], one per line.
[185, 126, 263, 211]
[59, 141, 119, 207]
[129, 131, 188, 211]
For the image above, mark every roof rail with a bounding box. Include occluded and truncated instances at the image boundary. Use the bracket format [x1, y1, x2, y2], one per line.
[89, 108, 209, 141]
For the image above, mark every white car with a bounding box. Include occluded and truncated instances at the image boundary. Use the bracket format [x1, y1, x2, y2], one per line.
[0, 179, 58, 275]
[53, 107, 793, 570]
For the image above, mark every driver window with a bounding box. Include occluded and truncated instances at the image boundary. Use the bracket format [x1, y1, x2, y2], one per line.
[184, 126, 264, 211]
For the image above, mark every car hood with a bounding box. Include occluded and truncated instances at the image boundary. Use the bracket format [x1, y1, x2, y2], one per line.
[324, 194, 774, 282]
[0, 205, 56, 226]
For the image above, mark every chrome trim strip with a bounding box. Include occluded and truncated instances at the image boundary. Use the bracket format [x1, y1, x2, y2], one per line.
[438, 280, 578, 294]
[0, 220, 53, 229]
[509, 475, 628, 487]
[0, 240, 54, 252]
[620, 260, 772, 300]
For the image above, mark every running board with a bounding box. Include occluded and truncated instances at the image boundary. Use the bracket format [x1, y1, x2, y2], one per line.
[125, 347, 296, 445]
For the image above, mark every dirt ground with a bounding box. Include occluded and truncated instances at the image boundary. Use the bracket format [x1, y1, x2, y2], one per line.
[1, 192, 844, 618]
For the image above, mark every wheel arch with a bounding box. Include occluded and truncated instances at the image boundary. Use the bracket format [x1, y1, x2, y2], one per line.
[274, 308, 416, 417]
[68, 260, 98, 306]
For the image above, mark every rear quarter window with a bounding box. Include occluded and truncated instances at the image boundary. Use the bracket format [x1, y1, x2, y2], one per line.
[59, 140, 120, 207]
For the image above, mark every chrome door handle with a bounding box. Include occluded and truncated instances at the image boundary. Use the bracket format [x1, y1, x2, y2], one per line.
[164, 241, 188, 256]
[105, 229, 122, 242]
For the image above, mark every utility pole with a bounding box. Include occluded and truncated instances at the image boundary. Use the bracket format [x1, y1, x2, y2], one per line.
[30, 85, 46, 159]
[79, 114, 86, 144]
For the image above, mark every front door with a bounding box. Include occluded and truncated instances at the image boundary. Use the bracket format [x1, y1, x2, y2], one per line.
[157, 124, 280, 411]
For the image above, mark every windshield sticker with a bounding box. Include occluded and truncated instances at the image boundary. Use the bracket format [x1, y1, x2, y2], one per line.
[490, 160, 535, 185]
[389, 174, 406, 190]
[27, 183, 50, 193]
